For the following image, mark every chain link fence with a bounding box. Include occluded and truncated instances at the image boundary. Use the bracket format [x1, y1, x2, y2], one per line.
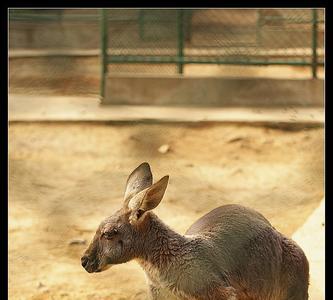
[101, 9, 324, 69]
[100, 8, 324, 98]
[9, 8, 324, 98]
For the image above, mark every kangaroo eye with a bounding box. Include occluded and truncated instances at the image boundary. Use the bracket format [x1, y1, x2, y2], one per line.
[102, 232, 114, 240]
[102, 228, 118, 240]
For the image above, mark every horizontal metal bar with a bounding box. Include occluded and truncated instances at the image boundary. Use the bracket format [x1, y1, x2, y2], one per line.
[10, 12, 324, 24]
[107, 56, 324, 66]
[8, 49, 325, 62]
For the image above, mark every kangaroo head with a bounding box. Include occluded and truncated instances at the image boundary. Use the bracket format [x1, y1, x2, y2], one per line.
[81, 162, 169, 273]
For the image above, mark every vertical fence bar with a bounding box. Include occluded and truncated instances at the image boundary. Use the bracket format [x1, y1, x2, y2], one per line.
[139, 9, 145, 40]
[100, 9, 108, 100]
[177, 9, 184, 74]
[311, 8, 318, 79]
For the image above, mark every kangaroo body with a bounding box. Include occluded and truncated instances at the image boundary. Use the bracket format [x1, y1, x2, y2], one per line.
[136, 205, 308, 300]
[82, 163, 309, 300]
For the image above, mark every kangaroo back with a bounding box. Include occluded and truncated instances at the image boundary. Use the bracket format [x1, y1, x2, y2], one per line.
[186, 204, 272, 235]
[186, 204, 309, 300]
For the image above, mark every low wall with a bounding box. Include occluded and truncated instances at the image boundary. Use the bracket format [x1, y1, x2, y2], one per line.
[103, 76, 324, 107]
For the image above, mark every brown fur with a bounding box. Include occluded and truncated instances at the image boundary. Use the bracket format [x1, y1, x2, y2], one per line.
[81, 162, 309, 300]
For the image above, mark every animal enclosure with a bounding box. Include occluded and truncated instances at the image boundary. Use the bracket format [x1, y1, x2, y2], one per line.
[9, 122, 324, 299]
[8, 7, 324, 300]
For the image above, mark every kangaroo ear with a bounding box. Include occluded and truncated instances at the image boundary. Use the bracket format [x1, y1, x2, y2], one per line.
[124, 162, 153, 204]
[128, 175, 169, 224]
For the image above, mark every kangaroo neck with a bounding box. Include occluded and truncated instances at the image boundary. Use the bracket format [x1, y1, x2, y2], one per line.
[135, 212, 192, 269]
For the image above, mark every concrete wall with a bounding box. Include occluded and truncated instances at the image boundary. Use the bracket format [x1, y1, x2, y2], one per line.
[103, 76, 324, 107]
[9, 54, 324, 107]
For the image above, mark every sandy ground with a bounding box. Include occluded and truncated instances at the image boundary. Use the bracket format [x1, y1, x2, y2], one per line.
[9, 122, 324, 300]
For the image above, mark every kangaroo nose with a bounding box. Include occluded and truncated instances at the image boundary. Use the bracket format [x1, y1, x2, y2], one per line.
[81, 256, 89, 268]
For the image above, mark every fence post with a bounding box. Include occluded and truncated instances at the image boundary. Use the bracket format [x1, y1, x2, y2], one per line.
[311, 9, 318, 79]
[177, 9, 184, 74]
[139, 10, 145, 40]
[100, 9, 108, 101]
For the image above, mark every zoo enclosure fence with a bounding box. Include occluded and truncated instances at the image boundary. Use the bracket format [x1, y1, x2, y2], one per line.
[9, 8, 325, 99]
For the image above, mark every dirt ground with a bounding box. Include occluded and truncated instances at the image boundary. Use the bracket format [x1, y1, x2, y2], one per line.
[9, 122, 324, 300]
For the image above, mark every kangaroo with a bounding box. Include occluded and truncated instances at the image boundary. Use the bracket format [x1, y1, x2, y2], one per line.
[81, 162, 309, 300]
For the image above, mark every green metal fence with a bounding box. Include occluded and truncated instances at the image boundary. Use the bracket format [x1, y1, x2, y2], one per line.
[99, 8, 324, 99]
[9, 8, 325, 100]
